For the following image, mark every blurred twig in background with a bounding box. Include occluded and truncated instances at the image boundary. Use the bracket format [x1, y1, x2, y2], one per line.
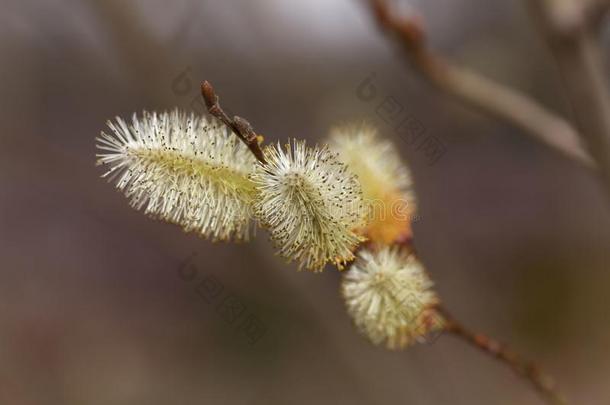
[367, 0, 594, 168]
[529, 0, 610, 194]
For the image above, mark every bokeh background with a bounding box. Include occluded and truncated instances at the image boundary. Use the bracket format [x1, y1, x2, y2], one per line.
[1, 0, 609, 404]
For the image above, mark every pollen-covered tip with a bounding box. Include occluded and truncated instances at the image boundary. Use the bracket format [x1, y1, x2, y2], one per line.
[341, 246, 444, 349]
[328, 124, 416, 244]
[250, 140, 367, 272]
[95, 110, 257, 241]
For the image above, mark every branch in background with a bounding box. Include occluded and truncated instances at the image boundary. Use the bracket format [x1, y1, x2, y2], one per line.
[366, 0, 594, 168]
[584, 0, 610, 30]
[201, 81, 267, 164]
[440, 309, 568, 405]
[541, 0, 610, 33]
[529, 0, 610, 194]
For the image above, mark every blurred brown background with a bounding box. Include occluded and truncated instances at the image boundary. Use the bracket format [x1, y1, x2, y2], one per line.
[1, 0, 609, 404]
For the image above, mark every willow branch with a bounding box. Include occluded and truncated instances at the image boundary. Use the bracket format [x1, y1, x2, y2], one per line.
[201, 81, 267, 164]
[440, 309, 568, 405]
[366, 0, 593, 168]
[529, 0, 610, 194]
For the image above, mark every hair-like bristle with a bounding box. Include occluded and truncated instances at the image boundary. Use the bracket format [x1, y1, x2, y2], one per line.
[96, 110, 257, 241]
[250, 140, 367, 272]
[328, 124, 416, 244]
[341, 246, 443, 349]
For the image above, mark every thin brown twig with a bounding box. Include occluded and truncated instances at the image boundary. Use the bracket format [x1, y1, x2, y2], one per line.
[201, 81, 267, 164]
[528, 0, 610, 196]
[366, 0, 593, 168]
[438, 308, 568, 405]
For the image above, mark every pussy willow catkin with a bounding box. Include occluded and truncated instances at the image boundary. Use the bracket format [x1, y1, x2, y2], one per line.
[96, 110, 257, 241]
[328, 124, 416, 244]
[342, 246, 443, 349]
[251, 140, 367, 271]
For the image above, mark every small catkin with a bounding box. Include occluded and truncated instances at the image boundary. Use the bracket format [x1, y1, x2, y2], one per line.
[342, 246, 444, 349]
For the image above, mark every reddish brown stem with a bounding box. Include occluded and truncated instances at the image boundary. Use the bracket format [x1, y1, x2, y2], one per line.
[440, 309, 568, 405]
[201, 81, 267, 164]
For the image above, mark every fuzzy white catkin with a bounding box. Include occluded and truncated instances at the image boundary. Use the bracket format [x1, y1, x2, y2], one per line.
[250, 140, 367, 272]
[96, 110, 257, 241]
[328, 124, 413, 202]
[328, 124, 417, 244]
[342, 246, 443, 349]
